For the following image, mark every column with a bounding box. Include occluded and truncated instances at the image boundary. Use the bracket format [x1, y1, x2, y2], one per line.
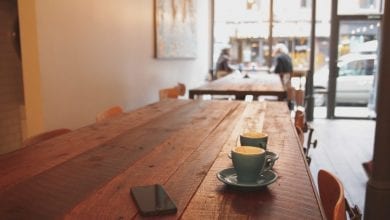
[364, 2, 390, 219]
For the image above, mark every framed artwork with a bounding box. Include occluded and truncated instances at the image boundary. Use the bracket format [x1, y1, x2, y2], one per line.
[155, 0, 197, 59]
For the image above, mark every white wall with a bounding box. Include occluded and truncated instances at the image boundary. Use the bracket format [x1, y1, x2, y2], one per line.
[33, 0, 211, 130]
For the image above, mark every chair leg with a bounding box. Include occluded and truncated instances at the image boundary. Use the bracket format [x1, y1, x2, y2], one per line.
[305, 128, 317, 156]
[288, 100, 295, 111]
[303, 127, 316, 166]
[345, 199, 362, 220]
[306, 156, 311, 165]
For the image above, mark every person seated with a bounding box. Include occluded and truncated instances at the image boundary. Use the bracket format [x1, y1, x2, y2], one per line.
[216, 48, 235, 79]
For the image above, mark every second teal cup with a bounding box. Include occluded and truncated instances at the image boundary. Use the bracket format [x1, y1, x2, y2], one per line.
[240, 131, 268, 149]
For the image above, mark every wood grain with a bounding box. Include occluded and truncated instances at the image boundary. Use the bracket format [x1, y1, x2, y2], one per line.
[0, 100, 205, 218]
[65, 101, 242, 219]
[0, 100, 325, 219]
[0, 100, 190, 193]
[189, 72, 286, 100]
[182, 102, 325, 219]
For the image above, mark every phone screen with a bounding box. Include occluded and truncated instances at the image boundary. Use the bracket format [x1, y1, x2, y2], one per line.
[130, 184, 177, 216]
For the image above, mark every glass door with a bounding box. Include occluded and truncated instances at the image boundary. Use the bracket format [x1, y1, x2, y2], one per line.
[334, 19, 381, 118]
[322, 0, 384, 119]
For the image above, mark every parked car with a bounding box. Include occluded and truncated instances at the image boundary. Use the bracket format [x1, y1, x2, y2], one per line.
[314, 53, 376, 106]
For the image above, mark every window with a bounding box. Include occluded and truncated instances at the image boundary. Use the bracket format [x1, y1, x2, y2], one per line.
[338, 0, 383, 15]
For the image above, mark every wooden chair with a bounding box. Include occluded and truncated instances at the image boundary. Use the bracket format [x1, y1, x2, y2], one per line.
[318, 170, 362, 220]
[295, 89, 305, 107]
[23, 128, 71, 147]
[294, 109, 306, 131]
[294, 109, 317, 165]
[286, 86, 295, 110]
[318, 169, 347, 220]
[96, 105, 124, 122]
[294, 109, 317, 146]
[159, 83, 186, 100]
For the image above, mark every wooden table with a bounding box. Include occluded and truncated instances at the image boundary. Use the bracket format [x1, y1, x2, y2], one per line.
[0, 100, 325, 219]
[189, 72, 287, 100]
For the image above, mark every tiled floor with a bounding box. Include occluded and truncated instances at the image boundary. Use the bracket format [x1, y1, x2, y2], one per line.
[308, 118, 376, 215]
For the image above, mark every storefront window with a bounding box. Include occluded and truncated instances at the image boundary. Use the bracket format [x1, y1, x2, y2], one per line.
[338, 0, 383, 15]
[213, 0, 317, 71]
[273, 0, 311, 70]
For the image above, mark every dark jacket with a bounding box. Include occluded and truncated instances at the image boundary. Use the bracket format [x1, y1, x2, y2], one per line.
[274, 54, 293, 74]
[216, 54, 234, 72]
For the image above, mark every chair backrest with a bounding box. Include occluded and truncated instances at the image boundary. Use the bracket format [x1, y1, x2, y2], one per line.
[318, 169, 347, 220]
[159, 83, 186, 100]
[295, 109, 305, 130]
[295, 89, 305, 106]
[23, 128, 72, 147]
[96, 105, 124, 122]
[294, 109, 316, 165]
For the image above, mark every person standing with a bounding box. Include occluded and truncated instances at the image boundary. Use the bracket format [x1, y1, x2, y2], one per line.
[273, 43, 293, 86]
[273, 43, 294, 109]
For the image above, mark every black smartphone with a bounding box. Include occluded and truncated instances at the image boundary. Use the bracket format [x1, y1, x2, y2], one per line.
[130, 184, 177, 216]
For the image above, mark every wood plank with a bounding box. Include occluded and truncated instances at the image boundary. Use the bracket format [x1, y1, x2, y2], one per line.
[0, 100, 325, 219]
[0, 100, 209, 219]
[0, 100, 191, 193]
[159, 102, 248, 219]
[182, 102, 324, 219]
[189, 72, 286, 100]
[63, 101, 243, 219]
[181, 102, 267, 219]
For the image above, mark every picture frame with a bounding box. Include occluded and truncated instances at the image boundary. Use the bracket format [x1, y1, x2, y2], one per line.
[154, 0, 197, 59]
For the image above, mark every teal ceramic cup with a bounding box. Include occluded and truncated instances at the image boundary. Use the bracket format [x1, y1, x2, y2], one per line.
[240, 132, 268, 149]
[231, 146, 271, 183]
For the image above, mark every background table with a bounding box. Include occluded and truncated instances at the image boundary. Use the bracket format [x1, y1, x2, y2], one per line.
[189, 72, 287, 100]
[0, 100, 324, 219]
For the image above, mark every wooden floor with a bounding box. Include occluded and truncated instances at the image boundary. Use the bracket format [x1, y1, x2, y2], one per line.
[308, 118, 376, 215]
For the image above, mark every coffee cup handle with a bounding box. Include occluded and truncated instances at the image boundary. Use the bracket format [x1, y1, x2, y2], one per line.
[264, 154, 276, 171]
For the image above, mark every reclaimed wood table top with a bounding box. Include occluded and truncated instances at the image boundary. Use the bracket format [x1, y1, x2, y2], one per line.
[189, 72, 287, 100]
[0, 99, 325, 219]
